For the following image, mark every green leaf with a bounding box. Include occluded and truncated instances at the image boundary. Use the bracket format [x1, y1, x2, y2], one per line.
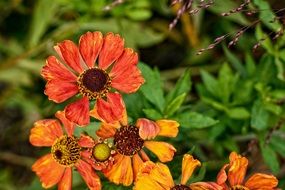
[251, 100, 269, 131]
[201, 97, 228, 112]
[260, 138, 280, 174]
[126, 8, 152, 21]
[270, 134, 285, 157]
[218, 63, 238, 103]
[166, 69, 191, 104]
[124, 92, 145, 119]
[164, 93, 186, 117]
[232, 80, 253, 105]
[209, 0, 249, 25]
[253, 0, 282, 31]
[74, 122, 100, 137]
[226, 107, 250, 120]
[223, 46, 246, 76]
[143, 109, 162, 120]
[264, 102, 282, 115]
[245, 52, 256, 77]
[28, 0, 58, 47]
[275, 57, 284, 81]
[176, 111, 218, 129]
[255, 25, 275, 54]
[139, 63, 165, 112]
[200, 70, 218, 97]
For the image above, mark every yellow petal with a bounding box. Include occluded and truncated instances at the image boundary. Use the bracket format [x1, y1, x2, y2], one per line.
[134, 175, 165, 190]
[228, 152, 248, 186]
[103, 154, 134, 186]
[181, 154, 201, 185]
[136, 161, 174, 189]
[156, 120, 179, 137]
[144, 141, 176, 162]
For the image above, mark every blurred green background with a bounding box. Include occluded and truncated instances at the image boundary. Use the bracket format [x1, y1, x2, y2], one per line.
[0, 0, 285, 189]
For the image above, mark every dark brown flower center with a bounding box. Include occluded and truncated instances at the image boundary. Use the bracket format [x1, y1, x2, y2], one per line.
[230, 185, 249, 190]
[171, 184, 191, 190]
[77, 68, 111, 100]
[114, 125, 144, 156]
[51, 135, 80, 166]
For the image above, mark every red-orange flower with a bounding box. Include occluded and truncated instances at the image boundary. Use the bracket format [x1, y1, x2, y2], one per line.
[216, 152, 278, 190]
[134, 154, 223, 190]
[42, 31, 144, 126]
[90, 92, 179, 186]
[30, 111, 101, 190]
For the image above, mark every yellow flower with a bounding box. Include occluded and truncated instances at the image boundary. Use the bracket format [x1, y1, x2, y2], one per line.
[134, 154, 223, 190]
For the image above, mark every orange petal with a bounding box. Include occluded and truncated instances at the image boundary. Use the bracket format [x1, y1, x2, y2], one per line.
[245, 173, 278, 189]
[156, 120, 179, 138]
[137, 161, 174, 189]
[58, 168, 72, 190]
[79, 31, 103, 68]
[136, 118, 160, 140]
[76, 160, 101, 190]
[181, 154, 201, 185]
[54, 40, 83, 73]
[139, 150, 150, 161]
[135, 161, 165, 190]
[134, 175, 165, 190]
[111, 65, 145, 93]
[132, 154, 144, 180]
[95, 93, 126, 123]
[44, 80, 78, 103]
[96, 122, 118, 138]
[144, 141, 176, 162]
[42, 56, 77, 82]
[98, 33, 124, 70]
[55, 110, 75, 136]
[103, 154, 134, 186]
[32, 154, 65, 189]
[65, 97, 90, 126]
[109, 48, 138, 78]
[107, 93, 127, 125]
[190, 182, 223, 190]
[78, 134, 95, 147]
[228, 152, 248, 186]
[216, 164, 229, 185]
[30, 119, 63, 147]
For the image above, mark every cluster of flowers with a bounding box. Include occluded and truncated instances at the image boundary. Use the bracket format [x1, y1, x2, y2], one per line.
[30, 31, 279, 190]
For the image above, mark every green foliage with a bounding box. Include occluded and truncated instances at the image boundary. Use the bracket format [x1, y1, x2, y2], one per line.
[1, 0, 285, 189]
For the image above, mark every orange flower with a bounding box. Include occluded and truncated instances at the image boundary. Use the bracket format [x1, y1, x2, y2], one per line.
[216, 152, 278, 190]
[42, 31, 144, 126]
[134, 154, 223, 190]
[30, 111, 101, 190]
[90, 92, 179, 186]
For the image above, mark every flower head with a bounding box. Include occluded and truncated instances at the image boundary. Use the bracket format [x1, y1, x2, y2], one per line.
[79, 134, 116, 171]
[30, 111, 101, 190]
[90, 92, 180, 186]
[42, 31, 144, 126]
[134, 154, 223, 190]
[216, 152, 278, 190]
